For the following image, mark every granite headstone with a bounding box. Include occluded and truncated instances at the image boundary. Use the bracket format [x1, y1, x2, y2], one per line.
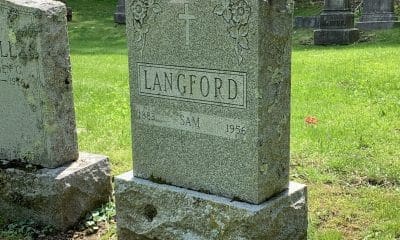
[115, 0, 307, 239]
[127, 0, 294, 205]
[314, 0, 359, 45]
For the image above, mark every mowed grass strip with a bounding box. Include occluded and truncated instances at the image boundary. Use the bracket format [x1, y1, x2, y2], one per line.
[308, 183, 400, 240]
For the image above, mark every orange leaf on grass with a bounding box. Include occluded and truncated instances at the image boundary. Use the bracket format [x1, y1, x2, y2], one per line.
[305, 116, 318, 125]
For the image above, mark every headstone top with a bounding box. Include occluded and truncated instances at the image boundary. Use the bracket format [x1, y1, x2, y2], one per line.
[4, 0, 66, 11]
[0, 0, 78, 168]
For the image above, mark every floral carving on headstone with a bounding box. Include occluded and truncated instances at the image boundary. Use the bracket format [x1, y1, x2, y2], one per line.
[214, 0, 251, 65]
[129, 0, 161, 57]
[7, 8, 19, 24]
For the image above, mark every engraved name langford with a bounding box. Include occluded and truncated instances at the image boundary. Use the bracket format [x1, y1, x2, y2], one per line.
[138, 63, 247, 108]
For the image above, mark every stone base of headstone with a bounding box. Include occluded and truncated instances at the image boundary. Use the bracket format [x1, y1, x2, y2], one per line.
[115, 172, 308, 240]
[314, 28, 360, 45]
[114, 0, 126, 24]
[0, 152, 112, 230]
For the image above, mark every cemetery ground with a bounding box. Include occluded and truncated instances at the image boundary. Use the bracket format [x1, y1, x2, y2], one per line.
[1, 0, 399, 239]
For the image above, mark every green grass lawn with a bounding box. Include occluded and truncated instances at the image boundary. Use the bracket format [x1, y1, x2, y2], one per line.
[291, 29, 400, 239]
[67, 0, 131, 175]
[1, 0, 399, 239]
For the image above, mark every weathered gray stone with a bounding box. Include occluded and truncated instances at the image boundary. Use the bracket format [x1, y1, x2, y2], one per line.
[314, 0, 359, 45]
[356, 0, 399, 30]
[0, 152, 113, 230]
[0, 0, 78, 168]
[116, 172, 308, 240]
[127, 0, 294, 205]
[114, 0, 125, 24]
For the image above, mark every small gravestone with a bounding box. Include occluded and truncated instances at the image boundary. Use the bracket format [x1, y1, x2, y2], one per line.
[314, 0, 359, 45]
[115, 0, 307, 239]
[0, 0, 77, 168]
[356, 0, 400, 30]
[0, 0, 112, 230]
[114, 0, 125, 24]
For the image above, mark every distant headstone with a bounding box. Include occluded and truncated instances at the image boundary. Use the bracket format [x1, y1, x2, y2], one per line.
[0, 0, 112, 230]
[115, 0, 307, 239]
[314, 0, 359, 45]
[294, 16, 320, 28]
[114, 0, 125, 24]
[356, 0, 400, 30]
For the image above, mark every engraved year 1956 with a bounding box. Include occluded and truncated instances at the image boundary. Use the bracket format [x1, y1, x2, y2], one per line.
[226, 124, 246, 135]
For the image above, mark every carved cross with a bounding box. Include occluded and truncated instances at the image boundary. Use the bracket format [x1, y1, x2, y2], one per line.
[178, 3, 196, 46]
